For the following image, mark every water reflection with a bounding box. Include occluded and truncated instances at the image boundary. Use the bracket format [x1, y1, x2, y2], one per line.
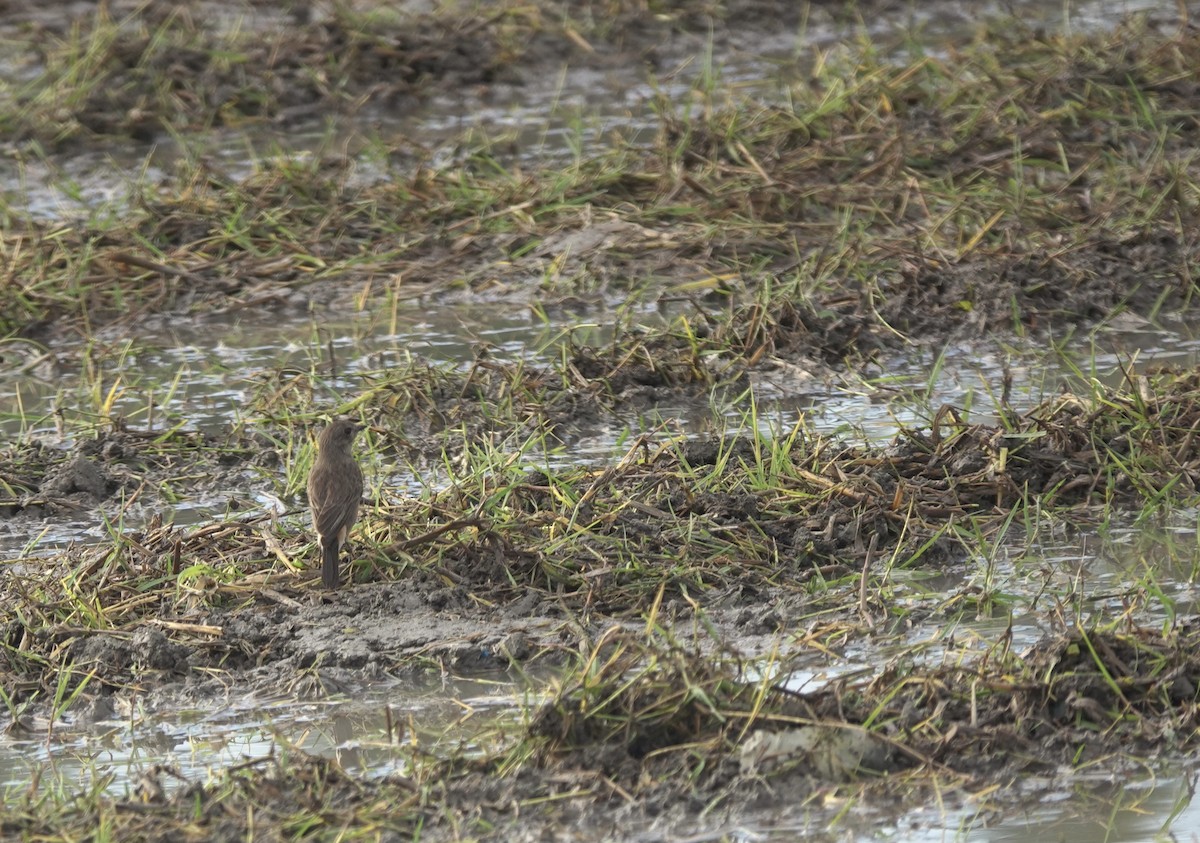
[0, 668, 535, 797]
[900, 772, 1198, 843]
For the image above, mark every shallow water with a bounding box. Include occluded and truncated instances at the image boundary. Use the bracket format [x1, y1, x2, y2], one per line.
[1, 0, 1196, 839]
[1, 504, 1197, 839]
[4, 575, 1196, 843]
[889, 771, 1199, 843]
[0, 0, 1166, 220]
[5, 298, 1198, 554]
[0, 668, 536, 797]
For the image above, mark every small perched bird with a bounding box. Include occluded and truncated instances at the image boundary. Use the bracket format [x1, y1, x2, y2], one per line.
[307, 419, 364, 589]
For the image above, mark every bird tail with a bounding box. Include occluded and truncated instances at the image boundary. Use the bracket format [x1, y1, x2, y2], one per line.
[321, 541, 341, 589]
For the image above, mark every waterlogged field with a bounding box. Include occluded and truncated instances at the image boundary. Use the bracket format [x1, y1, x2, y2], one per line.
[2, 1, 1200, 840]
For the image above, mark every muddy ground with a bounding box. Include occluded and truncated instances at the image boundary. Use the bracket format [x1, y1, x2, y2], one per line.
[3, 0, 1200, 840]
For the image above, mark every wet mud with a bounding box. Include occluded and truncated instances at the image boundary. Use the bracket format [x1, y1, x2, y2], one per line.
[2, 0, 1200, 840]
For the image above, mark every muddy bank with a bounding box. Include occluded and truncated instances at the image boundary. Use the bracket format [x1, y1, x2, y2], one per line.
[6, 615, 1199, 840]
[7, 365, 1200, 720]
[1, 4, 1195, 361]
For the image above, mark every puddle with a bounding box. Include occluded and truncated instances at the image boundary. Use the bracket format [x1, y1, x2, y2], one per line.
[719, 766, 1198, 842]
[898, 770, 1199, 843]
[769, 509, 1200, 727]
[0, 668, 536, 797]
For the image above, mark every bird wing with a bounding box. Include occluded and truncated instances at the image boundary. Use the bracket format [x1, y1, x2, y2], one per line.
[308, 462, 363, 537]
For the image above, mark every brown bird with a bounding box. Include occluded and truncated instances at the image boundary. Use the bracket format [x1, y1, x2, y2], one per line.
[307, 419, 364, 589]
